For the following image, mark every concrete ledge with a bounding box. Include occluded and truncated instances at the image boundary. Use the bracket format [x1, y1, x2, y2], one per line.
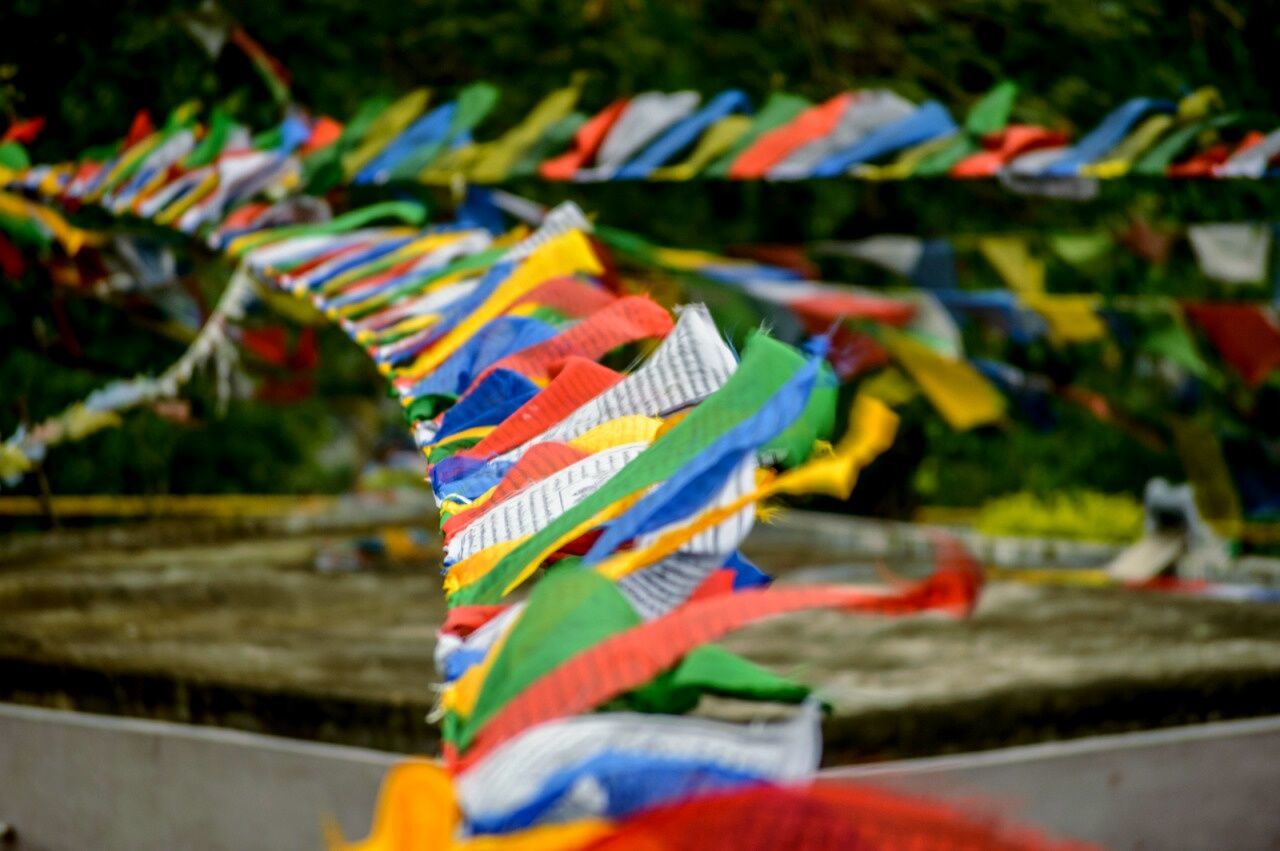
[3, 703, 1278, 850]
[833, 715, 1280, 850]
[0, 703, 399, 851]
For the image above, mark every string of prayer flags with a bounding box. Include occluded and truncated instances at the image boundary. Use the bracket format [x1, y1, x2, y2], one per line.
[447, 329, 809, 606]
[338, 759, 1087, 851]
[0, 267, 257, 480]
[0, 74, 1184, 849]
[769, 91, 917, 180]
[222, 80, 1280, 183]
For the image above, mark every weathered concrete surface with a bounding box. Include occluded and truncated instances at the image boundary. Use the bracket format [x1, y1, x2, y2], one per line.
[722, 581, 1280, 761]
[0, 533, 446, 752]
[2, 512, 1280, 757]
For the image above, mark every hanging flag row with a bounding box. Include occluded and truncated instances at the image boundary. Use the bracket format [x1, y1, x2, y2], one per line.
[569, 219, 1278, 528]
[817, 221, 1280, 294]
[0, 97, 1106, 847]
[0, 260, 255, 484]
[7, 78, 1280, 195]
[6, 134, 1278, 536]
[824, 229, 1280, 389]
[594, 223, 1280, 419]
[5, 176, 1278, 511]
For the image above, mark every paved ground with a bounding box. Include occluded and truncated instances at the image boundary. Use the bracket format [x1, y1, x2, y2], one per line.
[2, 510, 1279, 759]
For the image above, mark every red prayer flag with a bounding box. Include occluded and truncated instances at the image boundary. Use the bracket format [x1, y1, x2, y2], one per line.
[951, 125, 1069, 178]
[468, 295, 672, 388]
[540, 99, 630, 181]
[3, 116, 46, 144]
[0, 233, 26, 279]
[125, 110, 154, 147]
[1184, 303, 1280, 386]
[455, 541, 982, 768]
[583, 782, 1096, 851]
[459, 358, 622, 459]
[728, 94, 855, 179]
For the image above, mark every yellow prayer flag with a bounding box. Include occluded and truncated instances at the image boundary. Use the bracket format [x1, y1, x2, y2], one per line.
[977, 235, 1044, 295]
[441, 626, 513, 720]
[0, 193, 95, 255]
[418, 145, 482, 185]
[154, 171, 218, 226]
[651, 115, 752, 181]
[568, 416, 662, 455]
[401, 229, 603, 387]
[1081, 114, 1174, 178]
[443, 538, 524, 595]
[0, 444, 34, 480]
[1022, 293, 1107, 345]
[882, 329, 1006, 430]
[38, 164, 73, 198]
[341, 89, 431, 179]
[329, 761, 458, 851]
[60, 404, 123, 441]
[1178, 86, 1222, 122]
[329, 755, 612, 851]
[859, 366, 920, 407]
[855, 133, 961, 181]
[468, 84, 583, 184]
[1171, 418, 1244, 541]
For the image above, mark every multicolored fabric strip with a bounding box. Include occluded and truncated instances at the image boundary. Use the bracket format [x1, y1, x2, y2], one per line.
[9, 82, 1280, 191]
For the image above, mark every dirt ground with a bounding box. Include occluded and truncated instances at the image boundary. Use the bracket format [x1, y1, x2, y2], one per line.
[2, 514, 1279, 760]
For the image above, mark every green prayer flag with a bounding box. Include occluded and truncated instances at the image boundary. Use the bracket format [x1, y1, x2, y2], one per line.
[0, 142, 30, 171]
[456, 567, 642, 748]
[761, 361, 836, 467]
[618, 644, 811, 714]
[1048, 232, 1114, 272]
[251, 125, 283, 150]
[0, 211, 51, 250]
[1133, 113, 1238, 176]
[965, 81, 1018, 136]
[1140, 310, 1215, 382]
[185, 108, 234, 168]
[427, 434, 484, 461]
[911, 135, 976, 176]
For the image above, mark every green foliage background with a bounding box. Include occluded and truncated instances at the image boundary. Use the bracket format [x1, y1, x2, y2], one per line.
[1, 0, 1278, 512]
